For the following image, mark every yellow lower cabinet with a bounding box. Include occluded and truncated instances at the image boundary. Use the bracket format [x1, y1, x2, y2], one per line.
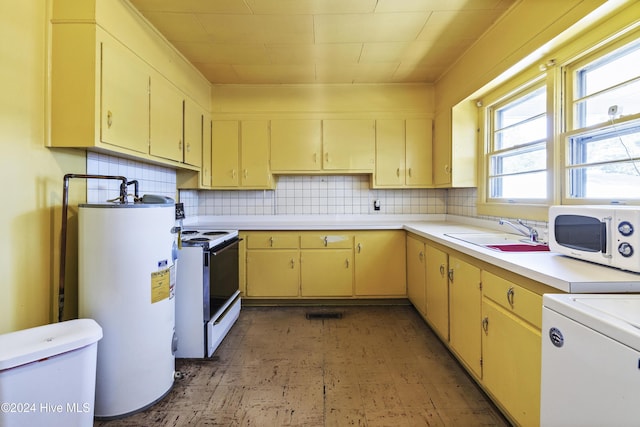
[246, 250, 300, 297]
[406, 234, 427, 315]
[300, 250, 353, 297]
[425, 244, 449, 340]
[448, 255, 482, 378]
[481, 272, 542, 427]
[354, 231, 406, 296]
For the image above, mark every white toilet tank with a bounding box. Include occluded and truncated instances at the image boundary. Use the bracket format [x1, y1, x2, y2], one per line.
[0, 319, 102, 427]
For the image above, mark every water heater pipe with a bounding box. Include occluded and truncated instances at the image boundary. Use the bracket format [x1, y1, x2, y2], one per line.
[58, 174, 128, 323]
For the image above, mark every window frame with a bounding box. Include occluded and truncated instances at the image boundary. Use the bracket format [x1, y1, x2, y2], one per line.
[477, 71, 556, 220]
[561, 30, 640, 205]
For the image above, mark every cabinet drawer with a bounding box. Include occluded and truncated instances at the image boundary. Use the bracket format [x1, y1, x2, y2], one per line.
[300, 233, 353, 249]
[482, 270, 542, 329]
[246, 232, 299, 249]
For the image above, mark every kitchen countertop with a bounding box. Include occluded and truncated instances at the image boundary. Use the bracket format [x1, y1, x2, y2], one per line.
[186, 214, 640, 294]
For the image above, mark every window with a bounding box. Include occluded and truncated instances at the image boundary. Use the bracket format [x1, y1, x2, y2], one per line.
[487, 83, 548, 201]
[565, 37, 640, 202]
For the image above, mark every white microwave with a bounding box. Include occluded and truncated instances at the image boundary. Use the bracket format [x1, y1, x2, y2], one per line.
[549, 205, 640, 273]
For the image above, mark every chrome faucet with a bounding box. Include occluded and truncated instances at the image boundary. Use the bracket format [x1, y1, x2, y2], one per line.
[499, 219, 539, 243]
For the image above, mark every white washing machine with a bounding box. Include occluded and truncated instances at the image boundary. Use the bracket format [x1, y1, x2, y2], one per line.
[541, 294, 640, 427]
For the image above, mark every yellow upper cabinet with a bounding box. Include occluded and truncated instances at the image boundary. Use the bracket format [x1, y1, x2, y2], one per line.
[211, 120, 274, 189]
[433, 101, 477, 187]
[375, 118, 432, 188]
[240, 120, 273, 188]
[271, 119, 322, 172]
[100, 36, 149, 154]
[183, 98, 203, 168]
[49, 0, 211, 170]
[211, 120, 240, 187]
[322, 119, 375, 171]
[149, 72, 184, 163]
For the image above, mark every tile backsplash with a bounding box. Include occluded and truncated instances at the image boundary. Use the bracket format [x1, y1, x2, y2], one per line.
[180, 175, 448, 218]
[86, 154, 532, 231]
[86, 152, 176, 203]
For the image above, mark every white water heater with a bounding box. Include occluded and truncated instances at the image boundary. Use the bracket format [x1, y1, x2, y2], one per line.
[78, 198, 178, 419]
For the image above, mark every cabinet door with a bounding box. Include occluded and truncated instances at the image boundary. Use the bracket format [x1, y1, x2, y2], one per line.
[482, 299, 541, 427]
[211, 120, 239, 187]
[240, 120, 272, 188]
[406, 235, 426, 316]
[246, 250, 300, 297]
[271, 119, 321, 172]
[375, 119, 405, 187]
[405, 118, 433, 187]
[201, 116, 212, 187]
[354, 231, 406, 296]
[425, 245, 448, 340]
[100, 39, 149, 154]
[322, 119, 375, 171]
[183, 98, 203, 167]
[301, 250, 353, 296]
[149, 73, 184, 162]
[448, 255, 482, 378]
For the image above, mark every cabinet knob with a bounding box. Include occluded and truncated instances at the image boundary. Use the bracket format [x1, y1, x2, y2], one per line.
[448, 268, 454, 282]
[290, 258, 295, 269]
[178, 139, 183, 150]
[419, 251, 424, 262]
[324, 236, 328, 247]
[107, 110, 113, 128]
[482, 317, 489, 333]
[345, 258, 350, 268]
[439, 264, 445, 277]
[357, 243, 362, 253]
[269, 236, 274, 247]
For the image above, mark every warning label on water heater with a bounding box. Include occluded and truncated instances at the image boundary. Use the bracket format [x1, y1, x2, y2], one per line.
[150, 266, 172, 303]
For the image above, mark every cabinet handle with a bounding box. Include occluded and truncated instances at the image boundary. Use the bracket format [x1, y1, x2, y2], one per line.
[419, 251, 424, 262]
[448, 268, 454, 282]
[482, 317, 489, 333]
[357, 243, 362, 253]
[186, 142, 191, 152]
[408, 167, 412, 177]
[345, 258, 350, 268]
[396, 167, 400, 177]
[178, 139, 182, 150]
[506, 286, 515, 306]
[445, 164, 451, 174]
[324, 236, 328, 247]
[325, 152, 330, 163]
[439, 264, 445, 277]
[290, 258, 295, 269]
[269, 236, 274, 247]
[313, 152, 318, 164]
[243, 169, 248, 179]
[107, 110, 113, 128]
[232, 169, 236, 179]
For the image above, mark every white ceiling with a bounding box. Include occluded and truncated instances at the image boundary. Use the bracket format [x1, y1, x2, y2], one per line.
[129, 0, 516, 84]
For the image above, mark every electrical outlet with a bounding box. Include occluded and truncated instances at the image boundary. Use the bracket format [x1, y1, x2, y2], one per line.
[373, 200, 381, 211]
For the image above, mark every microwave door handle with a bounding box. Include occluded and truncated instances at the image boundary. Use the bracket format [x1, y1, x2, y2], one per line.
[602, 216, 613, 259]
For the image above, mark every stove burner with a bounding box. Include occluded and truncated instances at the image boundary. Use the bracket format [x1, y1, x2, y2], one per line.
[182, 230, 199, 235]
[188, 237, 210, 242]
[203, 231, 229, 236]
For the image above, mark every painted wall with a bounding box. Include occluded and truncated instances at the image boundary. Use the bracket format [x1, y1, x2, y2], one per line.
[0, 2, 86, 334]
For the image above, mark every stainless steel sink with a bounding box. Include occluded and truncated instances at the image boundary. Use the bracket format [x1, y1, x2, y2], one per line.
[444, 232, 550, 252]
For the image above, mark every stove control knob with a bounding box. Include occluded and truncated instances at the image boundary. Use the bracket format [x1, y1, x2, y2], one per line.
[618, 242, 634, 258]
[618, 221, 634, 236]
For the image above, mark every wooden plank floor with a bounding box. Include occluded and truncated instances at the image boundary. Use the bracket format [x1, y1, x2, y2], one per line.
[96, 306, 510, 426]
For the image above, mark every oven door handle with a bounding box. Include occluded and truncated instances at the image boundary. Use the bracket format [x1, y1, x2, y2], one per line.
[211, 237, 242, 256]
